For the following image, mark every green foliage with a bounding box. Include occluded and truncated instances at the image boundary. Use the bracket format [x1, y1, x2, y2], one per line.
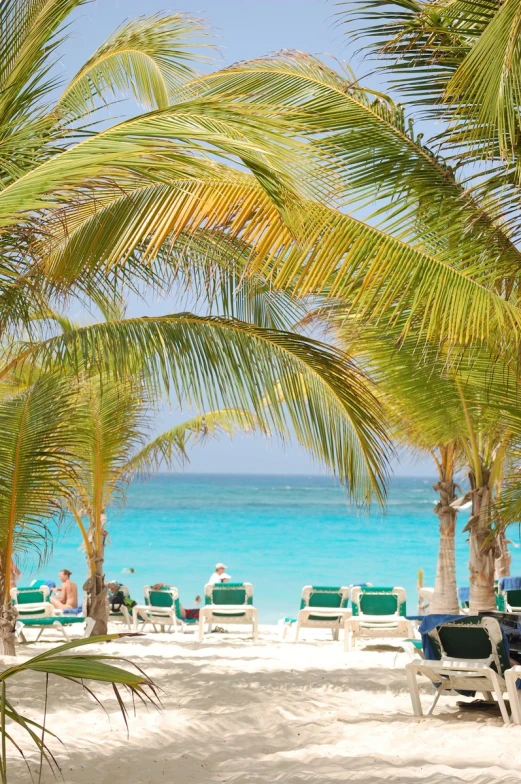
[0, 634, 157, 782]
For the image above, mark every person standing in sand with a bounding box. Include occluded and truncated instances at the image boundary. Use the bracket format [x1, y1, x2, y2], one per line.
[50, 569, 78, 610]
[208, 563, 231, 585]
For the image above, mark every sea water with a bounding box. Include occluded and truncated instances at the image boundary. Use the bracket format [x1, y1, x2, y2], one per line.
[23, 474, 521, 623]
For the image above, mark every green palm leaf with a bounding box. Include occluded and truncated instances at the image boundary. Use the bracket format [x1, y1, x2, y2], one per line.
[7, 313, 389, 502]
[123, 408, 259, 477]
[0, 374, 85, 601]
[56, 13, 212, 118]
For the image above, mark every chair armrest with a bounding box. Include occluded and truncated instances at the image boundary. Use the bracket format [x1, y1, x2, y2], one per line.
[417, 659, 496, 672]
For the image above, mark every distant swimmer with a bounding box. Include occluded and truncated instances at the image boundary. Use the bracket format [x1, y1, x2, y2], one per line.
[122, 567, 135, 574]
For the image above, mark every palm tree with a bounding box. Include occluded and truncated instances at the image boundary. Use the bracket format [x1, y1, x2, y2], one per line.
[0, 373, 85, 654]
[170, 19, 521, 608]
[0, 3, 403, 646]
[71, 375, 258, 634]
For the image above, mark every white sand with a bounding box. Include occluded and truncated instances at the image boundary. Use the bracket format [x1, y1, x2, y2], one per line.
[4, 624, 521, 783]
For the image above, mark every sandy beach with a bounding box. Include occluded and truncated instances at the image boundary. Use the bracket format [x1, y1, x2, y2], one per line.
[4, 624, 521, 784]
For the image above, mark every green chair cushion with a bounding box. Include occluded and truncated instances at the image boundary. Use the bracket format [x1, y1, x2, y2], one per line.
[20, 617, 85, 626]
[15, 590, 49, 605]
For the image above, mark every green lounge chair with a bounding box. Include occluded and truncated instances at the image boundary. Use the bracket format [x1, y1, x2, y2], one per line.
[199, 582, 258, 641]
[11, 587, 94, 642]
[133, 586, 197, 633]
[16, 616, 95, 643]
[292, 585, 351, 642]
[405, 615, 521, 724]
[345, 586, 413, 651]
[502, 589, 521, 613]
[11, 586, 52, 618]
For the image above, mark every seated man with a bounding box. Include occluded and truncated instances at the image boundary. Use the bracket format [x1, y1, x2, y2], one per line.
[50, 569, 78, 611]
[208, 562, 232, 585]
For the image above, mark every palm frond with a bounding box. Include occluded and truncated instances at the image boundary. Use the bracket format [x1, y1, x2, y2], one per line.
[56, 13, 212, 118]
[187, 53, 521, 280]
[6, 313, 390, 502]
[0, 373, 85, 599]
[124, 408, 259, 477]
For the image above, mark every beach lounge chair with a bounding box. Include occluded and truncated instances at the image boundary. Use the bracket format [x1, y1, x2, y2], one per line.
[292, 585, 351, 641]
[199, 582, 258, 641]
[498, 577, 521, 612]
[132, 586, 197, 633]
[11, 586, 52, 619]
[345, 586, 413, 651]
[406, 615, 521, 724]
[11, 587, 94, 641]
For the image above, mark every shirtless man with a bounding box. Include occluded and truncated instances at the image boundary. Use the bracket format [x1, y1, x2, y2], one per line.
[50, 569, 78, 610]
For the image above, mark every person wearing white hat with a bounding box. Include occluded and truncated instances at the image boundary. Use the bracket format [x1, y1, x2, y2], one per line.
[208, 562, 231, 585]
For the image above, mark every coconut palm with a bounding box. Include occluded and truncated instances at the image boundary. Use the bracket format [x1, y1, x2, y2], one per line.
[0, 373, 87, 654]
[325, 315, 521, 612]
[71, 375, 258, 634]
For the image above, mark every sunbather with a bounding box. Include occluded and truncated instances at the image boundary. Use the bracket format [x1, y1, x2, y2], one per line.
[50, 569, 78, 610]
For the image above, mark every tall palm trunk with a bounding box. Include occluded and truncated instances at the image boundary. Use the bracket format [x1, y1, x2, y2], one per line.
[467, 471, 496, 613]
[430, 478, 459, 613]
[0, 555, 16, 655]
[84, 516, 108, 636]
[495, 530, 511, 579]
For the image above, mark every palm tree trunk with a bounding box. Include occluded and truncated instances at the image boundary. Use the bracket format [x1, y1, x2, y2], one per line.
[83, 530, 108, 636]
[0, 558, 16, 655]
[430, 480, 459, 613]
[467, 478, 496, 613]
[495, 530, 511, 579]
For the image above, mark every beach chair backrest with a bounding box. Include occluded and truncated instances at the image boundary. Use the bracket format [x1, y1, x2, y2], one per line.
[144, 586, 179, 608]
[300, 585, 349, 609]
[11, 587, 51, 618]
[351, 586, 406, 617]
[11, 587, 49, 604]
[429, 616, 510, 675]
[204, 582, 253, 606]
[506, 589, 521, 608]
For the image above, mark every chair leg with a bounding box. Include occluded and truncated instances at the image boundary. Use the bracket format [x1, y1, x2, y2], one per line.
[505, 671, 521, 725]
[56, 623, 70, 641]
[252, 611, 259, 642]
[426, 684, 445, 716]
[405, 662, 423, 717]
[198, 613, 205, 642]
[34, 627, 45, 643]
[490, 672, 510, 724]
[294, 617, 301, 642]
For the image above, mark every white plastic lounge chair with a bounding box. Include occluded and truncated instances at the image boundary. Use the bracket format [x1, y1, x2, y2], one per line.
[132, 586, 197, 633]
[15, 616, 95, 643]
[291, 585, 351, 641]
[10, 586, 52, 619]
[345, 586, 413, 651]
[199, 582, 258, 641]
[11, 587, 95, 642]
[406, 615, 521, 724]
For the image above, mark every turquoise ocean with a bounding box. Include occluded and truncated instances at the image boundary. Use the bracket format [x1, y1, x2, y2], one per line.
[21, 474, 521, 623]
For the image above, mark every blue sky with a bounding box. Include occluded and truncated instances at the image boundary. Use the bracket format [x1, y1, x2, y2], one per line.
[60, 1, 434, 476]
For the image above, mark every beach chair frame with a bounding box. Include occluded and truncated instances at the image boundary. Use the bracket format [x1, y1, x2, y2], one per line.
[294, 585, 351, 642]
[405, 616, 521, 724]
[15, 617, 95, 643]
[199, 583, 258, 641]
[345, 586, 413, 651]
[133, 586, 180, 632]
